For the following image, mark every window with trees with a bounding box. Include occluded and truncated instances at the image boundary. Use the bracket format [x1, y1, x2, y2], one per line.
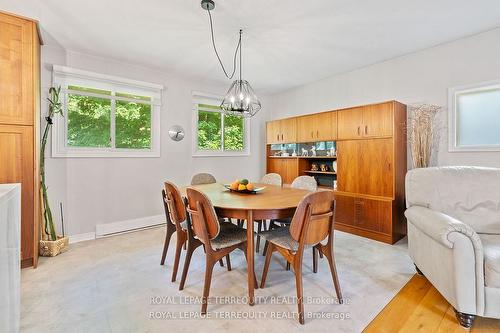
[52, 66, 163, 157]
[193, 93, 250, 156]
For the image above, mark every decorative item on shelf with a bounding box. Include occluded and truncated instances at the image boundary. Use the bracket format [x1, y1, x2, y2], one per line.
[282, 151, 289, 157]
[39, 87, 69, 257]
[407, 104, 441, 168]
[201, 0, 261, 117]
[330, 146, 336, 157]
[310, 146, 317, 156]
[332, 160, 337, 173]
[320, 164, 329, 172]
[292, 149, 297, 157]
[333, 180, 337, 189]
[311, 163, 319, 171]
[301, 148, 308, 156]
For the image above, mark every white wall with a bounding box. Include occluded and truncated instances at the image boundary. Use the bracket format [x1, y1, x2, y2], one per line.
[268, 27, 500, 168]
[42, 46, 268, 236]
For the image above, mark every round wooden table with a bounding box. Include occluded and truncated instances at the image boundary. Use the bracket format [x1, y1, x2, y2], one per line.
[182, 183, 311, 305]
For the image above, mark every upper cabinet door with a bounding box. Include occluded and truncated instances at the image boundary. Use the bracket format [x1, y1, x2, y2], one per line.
[337, 107, 363, 140]
[315, 111, 336, 141]
[280, 117, 297, 143]
[266, 120, 280, 144]
[297, 115, 315, 142]
[0, 13, 35, 125]
[362, 103, 393, 138]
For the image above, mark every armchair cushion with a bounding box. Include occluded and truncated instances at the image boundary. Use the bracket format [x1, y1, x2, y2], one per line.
[479, 234, 500, 288]
[406, 167, 500, 234]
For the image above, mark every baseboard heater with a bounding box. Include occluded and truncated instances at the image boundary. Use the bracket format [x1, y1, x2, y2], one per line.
[95, 214, 165, 238]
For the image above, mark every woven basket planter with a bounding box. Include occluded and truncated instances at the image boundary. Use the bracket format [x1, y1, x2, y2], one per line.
[39, 235, 69, 257]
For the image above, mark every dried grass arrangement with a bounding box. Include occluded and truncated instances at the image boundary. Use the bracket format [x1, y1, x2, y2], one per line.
[407, 104, 441, 168]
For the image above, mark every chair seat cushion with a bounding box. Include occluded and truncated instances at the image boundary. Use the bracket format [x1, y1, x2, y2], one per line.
[260, 228, 310, 252]
[480, 234, 500, 288]
[211, 223, 247, 250]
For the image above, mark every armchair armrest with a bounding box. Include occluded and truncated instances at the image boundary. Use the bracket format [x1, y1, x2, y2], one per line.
[405, 206, 483, 251]
[405, 206, 486, 315]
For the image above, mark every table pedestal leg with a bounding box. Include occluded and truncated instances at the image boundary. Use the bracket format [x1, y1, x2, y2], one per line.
[246, 210, 255, 305]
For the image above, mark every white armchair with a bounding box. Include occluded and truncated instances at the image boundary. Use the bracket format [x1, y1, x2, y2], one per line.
[405, 166, 500, 328]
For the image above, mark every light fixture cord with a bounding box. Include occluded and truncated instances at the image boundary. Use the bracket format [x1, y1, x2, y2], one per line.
[239, 29, 242, 82]
[207, 8, 241, 80]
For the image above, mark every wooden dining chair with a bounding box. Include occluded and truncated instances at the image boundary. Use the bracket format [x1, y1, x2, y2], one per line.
[267, 175, 318, 231]
[261, 173, 282, 186]
[260, 190, 343, 324]
[161, 182, 189, 282]
[182, 187, 257, 314]
[161, 182, 227, 283]
[191, 173, 217, 185]
[263, 175, 321, 271]
[191, 172, 232, 225]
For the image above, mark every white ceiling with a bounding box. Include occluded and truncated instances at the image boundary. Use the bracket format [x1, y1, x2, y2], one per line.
[3, 0, 500, 94]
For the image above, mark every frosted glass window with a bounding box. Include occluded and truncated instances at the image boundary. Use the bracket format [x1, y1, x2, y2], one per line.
[454, 85, 500, 149]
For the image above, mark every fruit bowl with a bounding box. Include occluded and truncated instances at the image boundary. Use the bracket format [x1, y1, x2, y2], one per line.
[224, 179, 265, 194]
[224, 184, 265, 194]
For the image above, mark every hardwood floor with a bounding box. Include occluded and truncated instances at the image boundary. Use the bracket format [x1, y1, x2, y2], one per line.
[364, 274, 500, 332]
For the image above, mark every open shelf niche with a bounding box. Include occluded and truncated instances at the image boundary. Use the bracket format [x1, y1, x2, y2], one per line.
[268, 141, 337, 188]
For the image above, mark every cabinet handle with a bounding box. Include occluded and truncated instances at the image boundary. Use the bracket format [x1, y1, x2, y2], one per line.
[317, 130, 319, 138]
[357, 126, 360, 136]
[365, 125, 368, 135]
[281, 133, 284, 141]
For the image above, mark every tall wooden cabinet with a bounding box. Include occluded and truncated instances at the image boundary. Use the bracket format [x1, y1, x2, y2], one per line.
[266, 101, 407, 244]
[0, 11, 41, 267]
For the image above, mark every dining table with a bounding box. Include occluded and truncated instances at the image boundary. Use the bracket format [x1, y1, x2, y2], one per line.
[180, 182, 312, 305]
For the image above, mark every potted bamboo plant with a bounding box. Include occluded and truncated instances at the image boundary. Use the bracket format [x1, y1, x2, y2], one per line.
[39, 87, 69, 257]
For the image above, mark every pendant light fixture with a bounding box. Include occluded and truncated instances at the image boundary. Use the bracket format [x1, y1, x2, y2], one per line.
[201, 0, 262, 117]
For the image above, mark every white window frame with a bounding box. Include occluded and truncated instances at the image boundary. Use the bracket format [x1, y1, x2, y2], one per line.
[449, 79, 500, 152]
[192, 91, 251, 157]
[52, 65, 163, 158]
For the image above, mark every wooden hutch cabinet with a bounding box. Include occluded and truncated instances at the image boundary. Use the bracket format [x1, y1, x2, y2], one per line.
[265, 101, 407, 244]
[0, 11, 41, 267]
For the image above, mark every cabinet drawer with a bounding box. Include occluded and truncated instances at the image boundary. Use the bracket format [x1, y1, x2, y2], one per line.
[334, 195, 392, 234]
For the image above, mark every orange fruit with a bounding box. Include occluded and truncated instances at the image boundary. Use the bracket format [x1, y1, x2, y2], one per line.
[230, 182, 239, 190]
[238, 184, 247, 191]
[246, 183, 255, 191]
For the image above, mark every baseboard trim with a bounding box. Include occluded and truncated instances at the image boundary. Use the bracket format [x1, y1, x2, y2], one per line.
[95, 214, 165, 238]
[69, 232, 96, 244]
